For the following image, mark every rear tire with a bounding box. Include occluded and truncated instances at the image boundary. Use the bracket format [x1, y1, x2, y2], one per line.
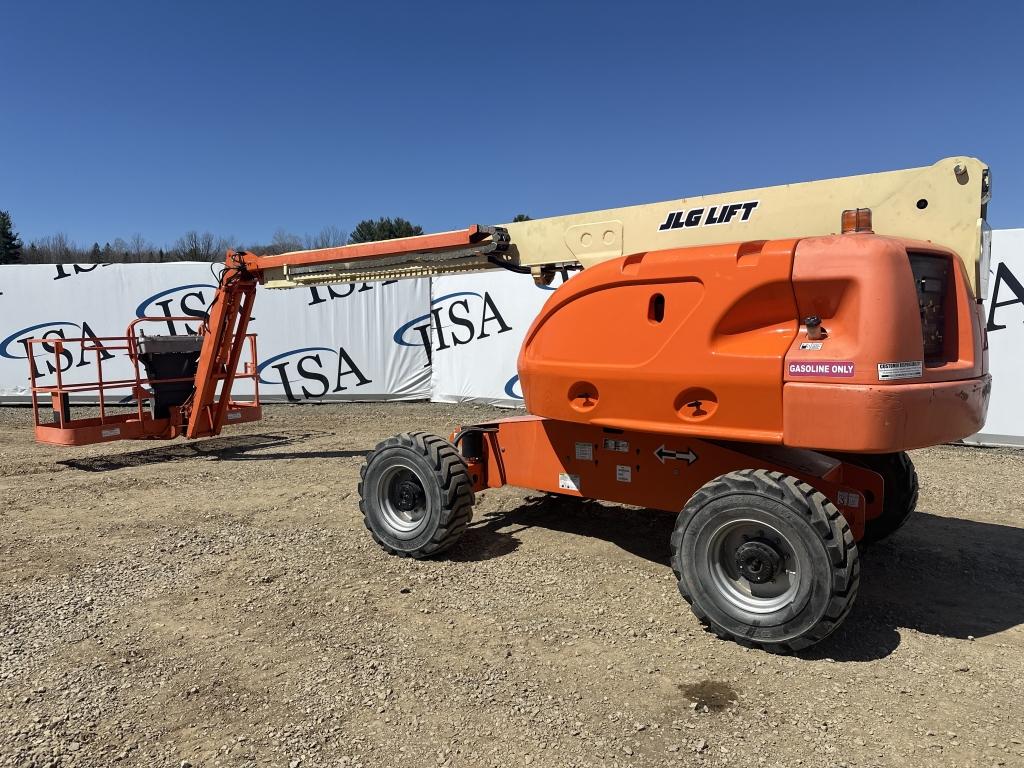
[671, 469, 859, 653]
[359, 432, 473, 558]
[847, 452, 919, 544]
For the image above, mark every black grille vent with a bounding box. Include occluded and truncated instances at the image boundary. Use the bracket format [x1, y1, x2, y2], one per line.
[908, 254, 949, 362]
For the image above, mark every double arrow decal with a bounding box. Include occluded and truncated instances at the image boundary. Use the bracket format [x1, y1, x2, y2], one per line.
[655, 445, 698, 465]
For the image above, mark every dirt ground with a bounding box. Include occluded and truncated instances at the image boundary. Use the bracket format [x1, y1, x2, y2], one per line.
[1, 402, 1022, 768]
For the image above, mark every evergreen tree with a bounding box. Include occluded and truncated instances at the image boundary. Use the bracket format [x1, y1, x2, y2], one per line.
[348, 217, 423, 244]
[512, 214, 532, 222]
[0, 210, 23, 264]
[89, 242, 102, 261]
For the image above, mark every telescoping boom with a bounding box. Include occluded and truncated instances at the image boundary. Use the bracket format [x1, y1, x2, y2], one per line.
[255, 156, 991, 294]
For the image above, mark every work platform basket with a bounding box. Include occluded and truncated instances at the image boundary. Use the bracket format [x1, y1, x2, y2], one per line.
[25, 316, 261, 446]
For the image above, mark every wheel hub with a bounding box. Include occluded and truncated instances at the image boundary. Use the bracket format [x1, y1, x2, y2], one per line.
[734, 540, 783, 584]
[393, 479, 425, 512]
[377, 464, 430, 534]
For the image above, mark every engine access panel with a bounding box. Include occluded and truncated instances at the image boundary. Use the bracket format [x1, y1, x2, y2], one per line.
[517, 239, 801, 444]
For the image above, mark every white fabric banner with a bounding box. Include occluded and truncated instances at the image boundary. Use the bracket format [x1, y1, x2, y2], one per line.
[1, 230, 1022, 445]
[426, 270, 566, 407]
[0, 263, 431, 404]
[967, 228, 1024, 446]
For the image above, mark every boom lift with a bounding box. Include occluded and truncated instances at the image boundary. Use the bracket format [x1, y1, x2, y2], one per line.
[28, 157, 992, 652]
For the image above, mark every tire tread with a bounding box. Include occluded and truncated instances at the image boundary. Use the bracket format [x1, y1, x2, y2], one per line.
[358, 432, 474, 558]
[670, 468, 860, 654]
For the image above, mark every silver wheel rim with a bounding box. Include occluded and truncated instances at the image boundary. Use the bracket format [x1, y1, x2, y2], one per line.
[377, 462, 428, 534]
[706, 518, 800, 614]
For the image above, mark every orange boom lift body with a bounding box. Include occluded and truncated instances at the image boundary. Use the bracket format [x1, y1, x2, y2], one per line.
[460, 231, 988, 540]
[27, 159, 992, 652]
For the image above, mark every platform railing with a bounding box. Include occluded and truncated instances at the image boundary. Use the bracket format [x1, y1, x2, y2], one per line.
[25, 316, 260, 444]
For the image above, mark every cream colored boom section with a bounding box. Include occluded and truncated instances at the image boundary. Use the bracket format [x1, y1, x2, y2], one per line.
[261, 157, 989, 292]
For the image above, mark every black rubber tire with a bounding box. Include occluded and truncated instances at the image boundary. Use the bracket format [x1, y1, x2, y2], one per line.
[671, 469, 860, 653]
[359, 432, 474, 558]
[845, 452, 919, 545]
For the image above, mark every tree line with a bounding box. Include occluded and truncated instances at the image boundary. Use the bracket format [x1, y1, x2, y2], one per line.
[0, 211, 532, 266]
[0, 212, 456, 265]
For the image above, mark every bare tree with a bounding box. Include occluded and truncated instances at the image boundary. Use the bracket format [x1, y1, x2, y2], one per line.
[112, 237, 130, 258]
[270, 228, 304, 255]
[175, 231, 211, 261]
[31, 232, 79, 262]
[172, 230, 231, 262]
[128, 233, 154, 262]
[21, 242, 44, 263]
[304, 225, 348, 250]
[55, 232, 76, 261]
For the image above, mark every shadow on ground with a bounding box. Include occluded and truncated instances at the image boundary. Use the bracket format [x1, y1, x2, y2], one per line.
[454, 495, 1024, 661]
[58, 431, 366, 472]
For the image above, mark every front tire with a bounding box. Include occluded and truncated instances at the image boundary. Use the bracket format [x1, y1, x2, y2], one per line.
[671, 469, 859, 653]
[359, 432, 474, 558]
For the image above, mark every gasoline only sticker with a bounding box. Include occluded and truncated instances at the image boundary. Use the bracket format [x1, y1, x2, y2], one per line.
[558, 473, 581, 492]
[877, 360, 923, 381]
[574, 442, 594, 461]
[615, 465, 632, 483]
[787, 361, 855, 377]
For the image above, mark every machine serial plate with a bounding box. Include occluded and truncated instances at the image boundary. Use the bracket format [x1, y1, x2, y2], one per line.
[877, 361, 923, 380]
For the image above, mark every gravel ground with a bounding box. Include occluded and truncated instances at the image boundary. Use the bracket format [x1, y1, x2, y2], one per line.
[1, 402, 1022, 768]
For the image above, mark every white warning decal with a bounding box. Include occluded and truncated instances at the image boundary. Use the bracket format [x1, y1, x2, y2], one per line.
[836, 489, 862, 509]
[558, 473, 581, 492]
[574, 442, 594, 461]
[616, 465, 632, 483]
[101, 427, 121, 438]
[799, 342, 823, 351]
[602, 437, 629, 453]
[877, 360, 923, 381]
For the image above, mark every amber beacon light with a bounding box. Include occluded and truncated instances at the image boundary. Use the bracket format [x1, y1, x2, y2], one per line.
[841, 207, 873, 234]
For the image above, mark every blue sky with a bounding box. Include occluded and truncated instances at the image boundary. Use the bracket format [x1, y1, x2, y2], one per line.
[3, 0, 1022, 247]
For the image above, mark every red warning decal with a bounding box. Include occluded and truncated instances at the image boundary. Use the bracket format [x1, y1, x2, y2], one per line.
[787, 361, 855, 377]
